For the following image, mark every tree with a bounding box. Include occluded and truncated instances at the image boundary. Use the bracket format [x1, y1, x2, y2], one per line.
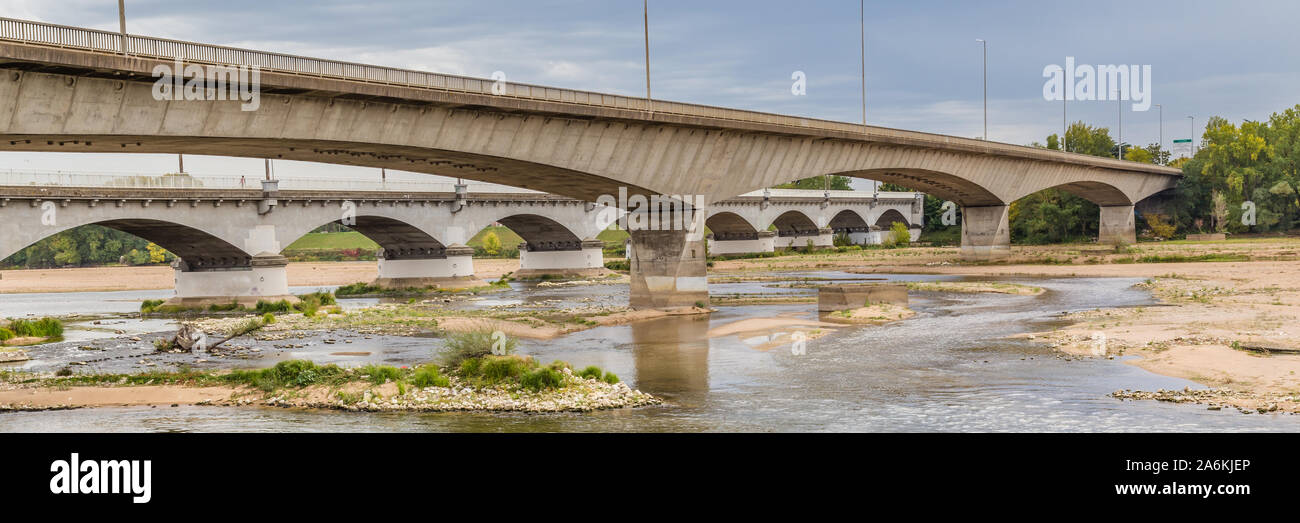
[481, 231, 502, 256]
[147, 243, 169, 264]
[773, 175, 853, 191]
[1062, 121, 1117, 157]
[1125, 147, 1154, 164]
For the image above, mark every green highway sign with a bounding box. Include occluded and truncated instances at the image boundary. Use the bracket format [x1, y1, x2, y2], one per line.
[1173, 139, 1192, 143]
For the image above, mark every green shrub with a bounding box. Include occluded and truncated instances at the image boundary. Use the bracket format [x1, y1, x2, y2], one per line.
[411, 365, 450, 388]
[604, 259, 630, 271]
[888, 221, 912, 247]
[140, 299, 166, 313]
[441, 329, 517, 367]
[0, 327, 14, 341]
[520, 367, 564, 392]
[261, 312, 276, 324]
[207, 301, 242, 312]
[222, 360, 345, 392]
[298, 291, 337, 306]
[577, 365, 603, 380]
[7, 317, 63, 338]
[478, 356, 530, 383]
[255, 300, 292, 314]
[358, 364, 402, 384]
[602, 372, 620, 384]
[335, 282, 381, 296]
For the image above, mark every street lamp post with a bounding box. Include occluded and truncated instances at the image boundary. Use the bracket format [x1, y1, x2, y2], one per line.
[117, 0, 127, 55]
[1187, 115, 1195, 155]
[860, 0, 867, 130]
[643, 0, 652, 114]
[1155, 104, 1163, 148]
[1116, 89, 1123, 159]
[976, 38, 986, 140]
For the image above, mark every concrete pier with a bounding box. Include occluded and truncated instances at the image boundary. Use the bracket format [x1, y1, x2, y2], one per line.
[708, 231, 776, 256]
[515, 239, 608, 279]
[1098, 205, 1137, 245]
[168, 254, 296, 307]
[628, 229, 709, 310]
[776, 228, 834, 250]
[961, 205, 1011, 261]
[374, 244, 478, 289]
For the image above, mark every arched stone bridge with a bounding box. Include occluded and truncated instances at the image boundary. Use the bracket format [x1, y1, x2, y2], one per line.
[0, 178, 918, 306]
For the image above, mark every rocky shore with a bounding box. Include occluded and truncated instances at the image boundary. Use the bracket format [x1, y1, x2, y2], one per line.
[0, 367, 661, 413]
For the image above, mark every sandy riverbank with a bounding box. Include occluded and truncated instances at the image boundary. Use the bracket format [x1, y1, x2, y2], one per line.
[717, 240, 1300, 412]
[0, 259, 523, 294]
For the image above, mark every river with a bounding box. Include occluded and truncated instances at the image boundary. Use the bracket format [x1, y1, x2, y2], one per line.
[3, 272, 1299, 432]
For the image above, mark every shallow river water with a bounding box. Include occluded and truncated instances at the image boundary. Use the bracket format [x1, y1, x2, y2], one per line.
[3, 272, 1299, 432]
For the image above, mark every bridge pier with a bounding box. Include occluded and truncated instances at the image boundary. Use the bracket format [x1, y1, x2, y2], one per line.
[374, 245, 478, 289]
[1098, 205, 1137, 245]
[961, 205, 1011, 261]
[169, 254, 297, 307]
[707, 231, 776, 256]
[628, 229, 709, 310]
[775, 228, 834, 250]
[516, 239, 607, 279]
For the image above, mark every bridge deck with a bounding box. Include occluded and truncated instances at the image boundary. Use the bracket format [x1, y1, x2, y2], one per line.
[0, 17, 1179, 178]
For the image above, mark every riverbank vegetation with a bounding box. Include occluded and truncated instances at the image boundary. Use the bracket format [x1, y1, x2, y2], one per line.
[0, 317, 65, 345]
[0, 329, 653, 413]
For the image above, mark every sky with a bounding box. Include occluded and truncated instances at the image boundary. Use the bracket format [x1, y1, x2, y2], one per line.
[1, 0, 1297, 190]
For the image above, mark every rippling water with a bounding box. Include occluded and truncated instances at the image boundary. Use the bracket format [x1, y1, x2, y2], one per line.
[3, 273, 1299, 432]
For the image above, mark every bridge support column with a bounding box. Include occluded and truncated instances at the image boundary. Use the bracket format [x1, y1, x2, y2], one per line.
[1098, 205, 1137, 245]
[169, 254, 296, 307]
[374, 244, 478, 289]
[776, 228, 834, 250]
[961, 205, 1010, 261]
[516, 239, 608, 279]
[707, 231, 776, 256]
[628, 229, 708, 310]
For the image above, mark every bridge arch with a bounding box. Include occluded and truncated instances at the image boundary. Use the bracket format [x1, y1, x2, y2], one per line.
[874, 209, 911, 230]
[705, 212, 760, 240]
[488, 214, 585, 252]
[827, 209, 870, 233]
[2, 217, 252, 269]
[1016, 181, 1133, 207]
[767, 210, 821, 237]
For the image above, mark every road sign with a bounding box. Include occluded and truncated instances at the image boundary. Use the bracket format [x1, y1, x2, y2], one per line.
[1173, 139, 1192, 143]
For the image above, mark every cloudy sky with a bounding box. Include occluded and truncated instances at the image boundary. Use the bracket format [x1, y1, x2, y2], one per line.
[1, 0, 1297, 189]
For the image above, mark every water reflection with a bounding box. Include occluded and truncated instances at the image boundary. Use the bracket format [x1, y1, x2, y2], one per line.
[631, 314, 711, 402]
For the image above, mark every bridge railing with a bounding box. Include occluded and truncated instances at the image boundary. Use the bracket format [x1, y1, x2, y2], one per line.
[0, 170, 915, 200]
[0, 170, 541, 193]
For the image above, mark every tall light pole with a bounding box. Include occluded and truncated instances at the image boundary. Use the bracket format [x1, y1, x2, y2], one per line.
[1154, 103, 1163, 163]
[1187, 115, 1195, 155]
[1062, 92, 1067, 152]
[643, 0, 652, 114]
[1116, 89, 1123, 159]
[976, 39, 986, 140]
[860, 0, 866, 130]
[117, 0, 127, 54]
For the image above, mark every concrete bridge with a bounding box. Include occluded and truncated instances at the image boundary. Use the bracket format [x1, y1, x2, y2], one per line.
[0, 172, 920, 306]
[0, 18, 1180, 308]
